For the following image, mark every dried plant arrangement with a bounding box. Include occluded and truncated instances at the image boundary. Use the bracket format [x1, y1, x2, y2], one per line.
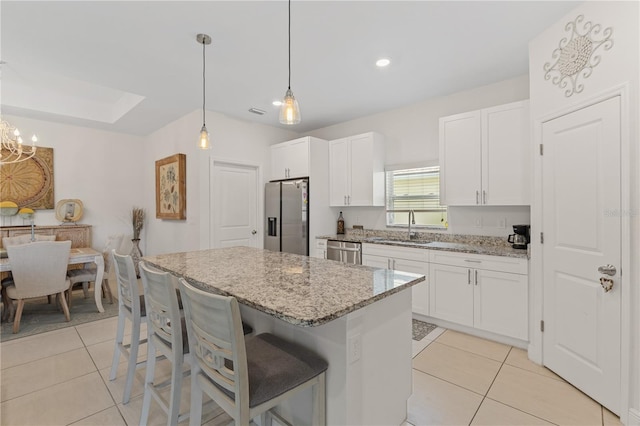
[132, 207, 145, 240]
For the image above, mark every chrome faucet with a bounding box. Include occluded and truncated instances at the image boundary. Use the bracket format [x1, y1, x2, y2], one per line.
[408, 210, 415, 240]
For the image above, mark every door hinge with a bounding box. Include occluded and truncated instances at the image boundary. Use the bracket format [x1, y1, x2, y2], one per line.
[540, 320, 545, 332]
[540, 232, 544, 244]
[539, 144, 544, 155]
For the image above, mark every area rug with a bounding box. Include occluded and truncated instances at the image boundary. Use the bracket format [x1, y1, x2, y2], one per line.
[412, 319, 437, 341]
[1, 291, 119, 342]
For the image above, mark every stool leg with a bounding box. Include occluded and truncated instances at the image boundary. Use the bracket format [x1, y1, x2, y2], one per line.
[123, 314, 141, 404]
[167, 348, 184, 425]
[139, 335, 157, 425]
[109, 307, 126, 381]
[311, 372, 326, 426]
[189, 366, 204, 426]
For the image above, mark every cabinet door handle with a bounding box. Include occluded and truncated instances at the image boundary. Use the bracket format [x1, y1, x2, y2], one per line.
[464, 259, 481, 263]
[387, 259, 391, 269]
[344, 195, 347, 205]
[392, 259, 396, 270]
[476, 191, 479, 204]
[475, 270, 478, 285]
[347, 195, 350, 205]
[468, 269, 471, 285]
[483, 190, 486, 204]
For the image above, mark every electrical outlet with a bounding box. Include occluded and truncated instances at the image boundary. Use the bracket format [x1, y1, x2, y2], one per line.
[348, 334, 361, 363]
[498, 218, 507, 229]
[474, 218, 482, 228]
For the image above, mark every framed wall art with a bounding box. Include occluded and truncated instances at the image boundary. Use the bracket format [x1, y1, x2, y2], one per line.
[155, 153, 186, 220]
[0, 146, 54, 209]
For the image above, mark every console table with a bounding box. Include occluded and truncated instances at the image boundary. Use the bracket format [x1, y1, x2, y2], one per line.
[0, 225, 91, 248]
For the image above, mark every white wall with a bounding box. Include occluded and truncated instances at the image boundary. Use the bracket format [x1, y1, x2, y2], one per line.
[306, 75, 531, 236]
[142, 109, 297, 255]
[528, 2, 639, 423]
[3, 114, 144, 251]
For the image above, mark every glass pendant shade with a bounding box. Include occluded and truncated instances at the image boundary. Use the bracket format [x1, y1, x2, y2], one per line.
[199, 125, 211, 150]
[279, 89, 301, 125]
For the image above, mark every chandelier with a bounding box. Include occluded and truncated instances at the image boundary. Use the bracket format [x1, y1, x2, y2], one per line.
[1, 118, 37, 165]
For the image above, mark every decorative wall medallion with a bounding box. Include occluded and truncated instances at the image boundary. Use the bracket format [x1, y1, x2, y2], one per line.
[543, 15, 613, 97]
[0, 146, 54, 209]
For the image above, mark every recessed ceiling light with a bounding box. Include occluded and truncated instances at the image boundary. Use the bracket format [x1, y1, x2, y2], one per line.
[272, 100, 283, 106]
[376, 58, 391, 67]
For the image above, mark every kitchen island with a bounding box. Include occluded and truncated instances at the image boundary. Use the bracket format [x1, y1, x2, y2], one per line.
[143, 246, 425, 425]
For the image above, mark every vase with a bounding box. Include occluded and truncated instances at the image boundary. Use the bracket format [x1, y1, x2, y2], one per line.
[130, 238, 143, 278]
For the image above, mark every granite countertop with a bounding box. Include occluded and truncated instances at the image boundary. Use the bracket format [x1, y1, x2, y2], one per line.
[318, 231, 529, 259]
[143, 246, 425, 327]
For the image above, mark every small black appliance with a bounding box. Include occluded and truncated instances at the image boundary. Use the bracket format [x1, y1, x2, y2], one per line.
[508, 224, 530, 249]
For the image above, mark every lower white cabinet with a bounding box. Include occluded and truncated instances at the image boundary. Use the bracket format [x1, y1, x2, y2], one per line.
[429, 251, 528, 341]
[362, 244, 429, 316]
[313, 239, 328, 259]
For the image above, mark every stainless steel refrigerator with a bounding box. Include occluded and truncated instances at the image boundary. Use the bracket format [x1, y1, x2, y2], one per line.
[264, 179, 309, 255]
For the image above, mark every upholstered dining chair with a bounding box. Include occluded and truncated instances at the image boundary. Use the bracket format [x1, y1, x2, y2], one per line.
[1, 234, 57, 322]
[66, 234, 123, 308]
[4, 241, 72, 334]
[110, 250, 147, 405]
[138, 261, 190, 425]
[178, 278, 328, 426]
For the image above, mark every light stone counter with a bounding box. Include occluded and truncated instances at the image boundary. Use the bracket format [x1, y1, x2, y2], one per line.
[143, 246, 424, 327]
[143, 245, 421, 425]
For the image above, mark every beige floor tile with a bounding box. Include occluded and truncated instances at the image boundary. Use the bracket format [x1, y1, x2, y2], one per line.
[413, 341, 502, 395]
[504, 347, 563, 381]
[118, 378, 223, 426]
[487, 364, 602, 425]
[471, 398, 553, 425]
[1, 347, 96, 402]
[0, 371, 114, 425]
[436, 329, 511, 362]
[412, 336, 434, 358]
[76, 316, 120, 346]
[407, 369, 483, 426]
[603, 407, 623, 425]
[69, 406, 127, 425]
[87, 337, 148, 370]
[1, 327, 84, 369]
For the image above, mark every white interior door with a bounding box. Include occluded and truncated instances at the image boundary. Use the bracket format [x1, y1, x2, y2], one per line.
[542, 96, 621, 414]
[212, 162, 258, 248]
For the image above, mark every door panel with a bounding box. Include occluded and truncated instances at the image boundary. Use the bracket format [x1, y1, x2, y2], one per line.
[542, 96, 621, 413]
[212, 163, 258, 249]
[428, 263, 473, 326]
[349, 134, 373, 206]
[329, 139, 349, 206]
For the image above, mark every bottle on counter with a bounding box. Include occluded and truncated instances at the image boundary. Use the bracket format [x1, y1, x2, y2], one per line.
[337, 211, 345, 234]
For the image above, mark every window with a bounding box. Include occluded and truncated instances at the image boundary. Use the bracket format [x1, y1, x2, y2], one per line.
[385, 166, 447, 228]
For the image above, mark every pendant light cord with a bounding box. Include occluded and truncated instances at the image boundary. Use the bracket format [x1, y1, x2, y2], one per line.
[202, 39, 206, 127]
[288, 0, 291, 90]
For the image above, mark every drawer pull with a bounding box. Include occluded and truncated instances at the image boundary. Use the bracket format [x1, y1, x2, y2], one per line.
[464, 259, 482, 263]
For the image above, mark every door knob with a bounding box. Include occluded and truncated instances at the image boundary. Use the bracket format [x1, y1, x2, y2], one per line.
[251, 230, 257, 235]
[597, 264, 616, 276]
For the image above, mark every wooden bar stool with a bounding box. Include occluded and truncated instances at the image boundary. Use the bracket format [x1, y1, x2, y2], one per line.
[179, 278, 328, 426]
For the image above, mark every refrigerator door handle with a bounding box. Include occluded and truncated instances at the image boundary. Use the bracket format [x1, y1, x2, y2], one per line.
[267, 217, 277, 236]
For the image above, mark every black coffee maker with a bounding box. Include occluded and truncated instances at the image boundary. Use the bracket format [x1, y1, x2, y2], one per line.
[508, 224, 530, 249]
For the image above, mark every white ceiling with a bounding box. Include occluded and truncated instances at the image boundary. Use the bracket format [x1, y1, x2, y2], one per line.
[1, 1, 578, 136]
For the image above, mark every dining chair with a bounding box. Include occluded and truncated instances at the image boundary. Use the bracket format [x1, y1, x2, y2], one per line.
[66, 234, 123, 308]
[4, 241, 72, 333]
[1, 234, 58, 322]
[178, 278, 328, 426]
[138, 261, 190, 425]
[110, 250, 147, 404]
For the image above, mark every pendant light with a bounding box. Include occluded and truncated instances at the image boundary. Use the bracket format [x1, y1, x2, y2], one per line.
[279, 0, 301, 125]
[197, 33, 212, 150]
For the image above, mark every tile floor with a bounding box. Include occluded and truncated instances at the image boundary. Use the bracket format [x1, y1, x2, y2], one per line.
[0, 317, 624, 425]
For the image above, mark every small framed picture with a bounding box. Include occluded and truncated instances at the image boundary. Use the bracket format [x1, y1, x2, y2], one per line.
[155, 153, 186, 220]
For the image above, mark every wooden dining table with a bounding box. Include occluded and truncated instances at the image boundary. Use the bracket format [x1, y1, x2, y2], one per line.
[0, 247, 106, 314]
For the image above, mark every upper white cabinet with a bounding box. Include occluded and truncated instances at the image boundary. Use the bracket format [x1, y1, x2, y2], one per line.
[439, 100, 530, 206]
[270, 137, 310, 180]
[329, 132, 385, 207]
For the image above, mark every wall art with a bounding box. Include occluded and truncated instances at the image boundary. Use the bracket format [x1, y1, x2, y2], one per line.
[155, 153, 186, 220]
[543, 15, 614, 97]
[0, 146, 54, 209]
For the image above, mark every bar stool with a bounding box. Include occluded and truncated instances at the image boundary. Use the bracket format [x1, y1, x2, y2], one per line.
[110, 250, 147, 404]
[178, 278, 328, 426]
[138, 261, 189, 425]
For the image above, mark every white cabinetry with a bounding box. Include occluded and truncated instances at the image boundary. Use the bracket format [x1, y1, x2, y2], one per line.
[329, 132, 385, 207]
[429, 250, 528, 340]
[270, 137, 310, 180]
[313, 239, 327, 259]
[362, 244, 429, 316]
[439, 100, 530, 206]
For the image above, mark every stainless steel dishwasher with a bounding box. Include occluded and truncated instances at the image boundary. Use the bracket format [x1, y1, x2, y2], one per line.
[326, 240, 362, 264]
